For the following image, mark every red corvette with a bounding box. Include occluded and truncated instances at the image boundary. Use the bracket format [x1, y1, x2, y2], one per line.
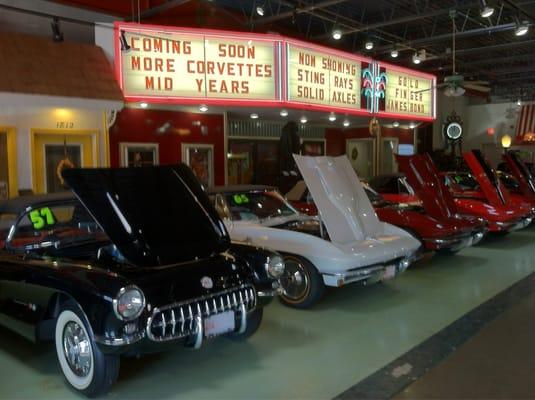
[372, 152, 533, 233]
[500, 151, 535, 204]
[287, 173, 486, 254]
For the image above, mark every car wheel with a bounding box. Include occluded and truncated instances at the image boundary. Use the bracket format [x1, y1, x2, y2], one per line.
[55, 302, 119, 397]
[229, 308, 263, 341]
[279, 255, 325, 308]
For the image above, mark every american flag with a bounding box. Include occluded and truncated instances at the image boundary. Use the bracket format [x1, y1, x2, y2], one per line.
[516, 104, 535, 142]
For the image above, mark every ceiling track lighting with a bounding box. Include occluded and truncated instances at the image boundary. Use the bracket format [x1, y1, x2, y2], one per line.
[120, 30, 131, 52]
[479, 0, 494, 18]
[51, 17, 63, 42]
[332, 29, 342, 40]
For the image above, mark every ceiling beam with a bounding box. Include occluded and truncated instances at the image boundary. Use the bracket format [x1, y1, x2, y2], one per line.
[313, 3, 479, 39]
[424, 39, 535, 62]
[247, 0, 348, 26]
[136, 0, 192, 20]
[374, 22, 519, 53]
[430, 51, 535, 70]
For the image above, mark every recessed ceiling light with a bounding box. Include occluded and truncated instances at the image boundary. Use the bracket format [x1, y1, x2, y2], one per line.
[300, 116, 308, 124]
[332, 29, 342, 40]
[393, 121, 400, 127]
[139, 102, 148, 108]
[328, 113, 337, 122]
[256, 6, 264, 16]
[365, 40, 374, 50]
[280, 109, 288, 117]
[250, 113, 259, 119]
[391, 49, 399, 58]
[199, 104, 208, 112]
[343, 119, 350, 127]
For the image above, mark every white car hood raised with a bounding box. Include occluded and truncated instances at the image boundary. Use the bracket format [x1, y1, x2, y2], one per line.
[294, 155, 383, 245]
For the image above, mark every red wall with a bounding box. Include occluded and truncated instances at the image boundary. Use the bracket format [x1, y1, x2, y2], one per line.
[325, 127, 415, 156]
[109, 108, 226, 185]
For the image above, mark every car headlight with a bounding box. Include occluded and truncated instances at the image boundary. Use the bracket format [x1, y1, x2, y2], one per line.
[113, 285, 145, 321]
[266, 255, 285, 279]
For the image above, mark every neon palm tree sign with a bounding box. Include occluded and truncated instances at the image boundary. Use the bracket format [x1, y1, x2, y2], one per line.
[362, 62, 387, 113]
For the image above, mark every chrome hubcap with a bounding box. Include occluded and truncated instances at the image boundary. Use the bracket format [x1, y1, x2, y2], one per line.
[280, 259, 309, 300]
[63, 321, 92, 377]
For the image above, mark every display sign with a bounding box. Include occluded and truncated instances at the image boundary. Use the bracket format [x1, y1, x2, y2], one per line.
[378, 64, 435, 120]
[287, 43, 366, 112]
[117, 24, 280, 103]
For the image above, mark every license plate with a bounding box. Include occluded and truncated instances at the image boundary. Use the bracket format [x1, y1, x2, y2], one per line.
[204, 311, 235, 337]
[382, 265, 396, 281]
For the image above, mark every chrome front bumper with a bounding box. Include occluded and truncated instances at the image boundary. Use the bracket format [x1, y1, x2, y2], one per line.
[496, 216, 533, 232]
[424, 228, 487, 251]
[322, 253, 419, 288]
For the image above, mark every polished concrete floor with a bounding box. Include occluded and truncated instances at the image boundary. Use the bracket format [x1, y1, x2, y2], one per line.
[1, 227, 535, 399]
[395, 289, 535, 399]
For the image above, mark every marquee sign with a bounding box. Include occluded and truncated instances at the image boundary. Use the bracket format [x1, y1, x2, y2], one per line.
[116, 23, 281, 105]
[286, 42, 369, 114]
[114, 23, 436, 120]
[376, 62, 436, 121]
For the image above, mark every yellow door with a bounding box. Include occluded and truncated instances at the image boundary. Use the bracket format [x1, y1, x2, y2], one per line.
[32, 131, 96, 194]
[0, 128, 17, 199]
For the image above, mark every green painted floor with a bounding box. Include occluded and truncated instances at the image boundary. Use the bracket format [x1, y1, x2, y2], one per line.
[2, 226, 535, 399]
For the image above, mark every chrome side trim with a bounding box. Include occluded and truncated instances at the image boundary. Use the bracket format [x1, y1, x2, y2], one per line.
[193, 316, 203, 349]
[238, 304, 247, 334]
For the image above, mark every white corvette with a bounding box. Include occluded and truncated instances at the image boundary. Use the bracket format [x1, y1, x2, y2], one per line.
[208, 155, 421, 308]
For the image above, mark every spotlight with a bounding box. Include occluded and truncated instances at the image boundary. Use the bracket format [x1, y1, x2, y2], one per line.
[391, 49, 399, 58]
[480, 0, 494, 18]
[256, 6, 265, 16]
[51, 17, 63, 42]
[120, 30, 131, 52]
[139, 102, 148, 108]
[332, 29, 342, 40]
[328, 113, 337, 122]
[199, 104, 208, 112]
[393, 121, 400, 127]
[365, 40, 374, 50]
[280, 109, 288, 117]
[250, 113, 259, 119]
[343, 119, 350, 127]
[515, 20, 529, 36]
[300, 116, 307, 124]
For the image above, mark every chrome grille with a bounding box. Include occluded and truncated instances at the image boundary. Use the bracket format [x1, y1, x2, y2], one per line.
[147, 285, 256, 342]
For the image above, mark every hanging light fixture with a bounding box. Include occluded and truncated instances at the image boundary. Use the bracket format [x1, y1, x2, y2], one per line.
[250, 113, 259, 119]
[393, 121, 400, 127]
[517, 99, 522, 106]
[199, 104, 208, 112]
[332, 29, 342, 40]
[514, 18, 529, 36]
[300, 116, 308, 124]
[343, 119, 350, 127]
[139, 102, 148, 108]
[409, 122, 417, 129]
[51, 17, 64, 42]
[412, 52, 421, 64]
[390, 48, 399, 58]
[501, 134, 512, 148]
[365, 39, 374, 50]
[328, 113, 337, 122]
[280, 109, 288, 117]
[256, 4, 265, 16]
[480, 0, 494, 18]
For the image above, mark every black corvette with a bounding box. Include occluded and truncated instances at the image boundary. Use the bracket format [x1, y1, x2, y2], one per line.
[0, 165, 284, 397]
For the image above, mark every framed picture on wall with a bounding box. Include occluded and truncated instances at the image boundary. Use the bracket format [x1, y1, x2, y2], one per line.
[119, 142, 159, 167]
[301, 140, 325, 156]
[181, 143, 214, 189]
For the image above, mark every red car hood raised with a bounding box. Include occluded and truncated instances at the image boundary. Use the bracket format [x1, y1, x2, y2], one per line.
[396, 153, 458, 220]
[463, 150, 511, 207]
[504, 151, 535, 199]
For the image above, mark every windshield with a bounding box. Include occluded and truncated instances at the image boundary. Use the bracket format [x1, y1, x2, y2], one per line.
[498, 172, 520, 191]
[448, 173, 479, 191]
[224, 190, 298, 221]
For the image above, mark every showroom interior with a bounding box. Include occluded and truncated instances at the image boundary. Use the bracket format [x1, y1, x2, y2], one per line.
[1, 0, 535, 398]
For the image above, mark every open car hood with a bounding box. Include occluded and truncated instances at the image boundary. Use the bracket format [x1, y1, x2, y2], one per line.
[62, 165, 230, 267]
[396, 153, 458, 220]
[293, 155, 382, 244]
[464, 150, 511, 207]
[504, 151, 535, 196]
